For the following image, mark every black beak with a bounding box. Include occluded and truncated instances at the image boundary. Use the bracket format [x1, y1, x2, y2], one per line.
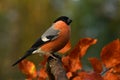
[67, 19, 72, 25]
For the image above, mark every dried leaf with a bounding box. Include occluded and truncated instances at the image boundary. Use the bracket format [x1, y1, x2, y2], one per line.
[62, 38, 97, 73]
[66, 72, 72, 79]
[18, 59, 37, 79]
[72, 72, 89, 80]
[103, 69, 120, 80]
[77, 38, 97, 58]
[89, 72, 103, 80]
[38, 67, 48, 80]
[72, 76, 82, 80]
[101, 39, 120, 68]
[72, 72, 103, 80]
[88, 58, 103, 73]
[112, 64, 120, 74]
[62, 51, 82, 73]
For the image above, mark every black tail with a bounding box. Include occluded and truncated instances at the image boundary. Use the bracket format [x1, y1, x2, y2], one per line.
[12, 48, 36, 67]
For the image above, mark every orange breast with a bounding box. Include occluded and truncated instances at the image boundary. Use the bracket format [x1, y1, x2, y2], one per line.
[40, 21, 70, 53]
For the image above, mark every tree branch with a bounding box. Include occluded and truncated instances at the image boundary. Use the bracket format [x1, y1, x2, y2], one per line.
[46, 54, 68, 80]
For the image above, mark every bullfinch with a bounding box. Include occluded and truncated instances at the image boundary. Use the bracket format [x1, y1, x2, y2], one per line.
[12, 16, 72, 66]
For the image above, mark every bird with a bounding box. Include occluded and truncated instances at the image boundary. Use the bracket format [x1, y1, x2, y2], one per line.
[12, 16, 72, 66]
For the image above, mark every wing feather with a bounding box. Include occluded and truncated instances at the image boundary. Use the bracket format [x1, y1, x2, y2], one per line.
[31, 25, 60, 49]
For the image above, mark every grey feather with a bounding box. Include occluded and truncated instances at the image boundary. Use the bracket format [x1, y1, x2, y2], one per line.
[41, 25, 60, 42]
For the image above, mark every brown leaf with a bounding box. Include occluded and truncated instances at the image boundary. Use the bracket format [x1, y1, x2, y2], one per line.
[62, 49, 82, 73]
[72, 72, 90, 80]
[72, 72, 103, 80]
[62, 38, 97, 73]
[89, 72, 103, 80]
[18, 59, 37, 79]
[62, 55, 82, 73]
[112, 64, 120, 74]
[101, 39, 120, 68]
[103, 69, 120, 80]
[38, 67, 48, 80]
[66, 72, 72, 79]
[72, 76, 82, 80]
[88, 57, 103, 73]
[77, 38, 97, 58]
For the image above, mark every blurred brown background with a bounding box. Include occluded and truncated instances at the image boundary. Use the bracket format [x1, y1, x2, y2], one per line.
[0, 0, 120, 79]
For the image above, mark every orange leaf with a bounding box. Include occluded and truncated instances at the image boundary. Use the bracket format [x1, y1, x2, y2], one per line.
[88, 58, 103, 73]
[18, 59, 37, 79]
[112, 64, 120, 74]
[62, 55, 82, 73]
[89, 72, 103, 80]
[66, 72, 72, 79]
[72, 76, 82, 80]
[101, 39, 120, 68]
[73, 72, 90, 80]
[58, 40, 71, 54]
[62, 38, 97, 73]
[78, 38, 97, 58]
[38, 67, 48, 80]
[103, 69, 120, 80]
[73, 71, 103, 80]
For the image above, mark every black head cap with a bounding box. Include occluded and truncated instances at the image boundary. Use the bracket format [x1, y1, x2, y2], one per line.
[54, 16, 72, 25]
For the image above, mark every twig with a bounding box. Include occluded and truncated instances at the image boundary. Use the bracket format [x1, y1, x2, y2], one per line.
[101, 67, 112, 76]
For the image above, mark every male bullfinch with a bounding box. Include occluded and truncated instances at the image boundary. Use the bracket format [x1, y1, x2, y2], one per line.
[12, 16, 72, 66]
